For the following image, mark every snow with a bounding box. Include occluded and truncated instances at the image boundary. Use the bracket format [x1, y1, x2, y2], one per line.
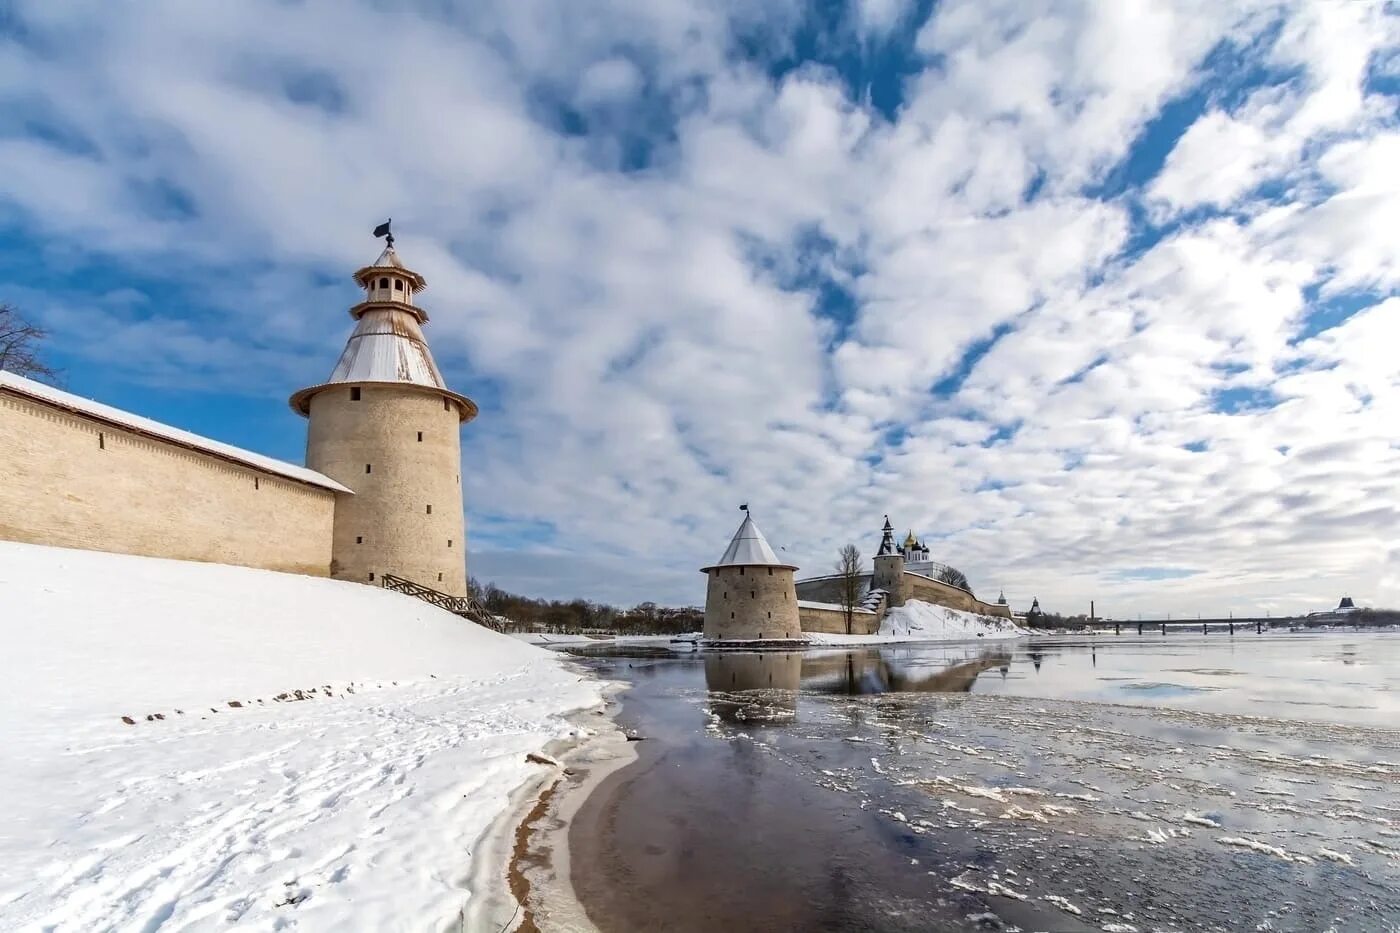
[0, 541, 604, 931]
[805, 600, 1029, 645]
[0, 371, 350, 494]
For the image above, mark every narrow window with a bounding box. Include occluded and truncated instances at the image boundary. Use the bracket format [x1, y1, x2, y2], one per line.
[365, 464, 372, 474]
[730, 612, 734, 619]
[368, 572, 375, 582]
[394, 279, 404, 291]
[426, 504, 432, 514]
[723, 592, 727, 600]
[444, 398, 450, 411]
[438, 572, 443, 582]
[378, 277, 389, 288]
[351, 387, 362, 401]
[356, 536, 363, 544]
[751, 590, 755, 599]
[739, 567, 745, 576]
[417, 431, 423, 442]
[448, 539, 453, 548]
[98, 432, 105, 450]
[767, 612, 771, 619]
[254, 477, 260, 490]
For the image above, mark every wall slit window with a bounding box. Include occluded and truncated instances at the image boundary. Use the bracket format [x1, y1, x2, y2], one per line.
[254, 477, 260, 490]
[368, 572, 375, 582]
[351, 387, 361, 401]
[417, 431, 423, 442]
[365, 463, 372, 474]
[356, 536, 363, 544]
[426, 504, 432, 515]
[98, 432, 105, 450]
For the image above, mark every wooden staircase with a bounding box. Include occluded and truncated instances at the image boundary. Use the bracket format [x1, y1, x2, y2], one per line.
[380, 573, 501, 630]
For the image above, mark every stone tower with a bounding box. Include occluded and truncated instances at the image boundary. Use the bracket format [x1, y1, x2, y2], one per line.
[290, 232, 477, 596]
[872, 514, 907, 607]
[701, 512, 801, 641]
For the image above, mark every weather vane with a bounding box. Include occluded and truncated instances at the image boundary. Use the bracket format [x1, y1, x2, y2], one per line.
[373, 218, 394, 248]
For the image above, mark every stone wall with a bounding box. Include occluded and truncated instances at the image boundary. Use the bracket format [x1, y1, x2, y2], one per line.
[792, 573, 870, 604]
[703, 564, 802, 640]
[797, 604, 881, 635]
[903, 573, 1013, 619]
[306, 384, 468, 596]
[0, 389, 336, 575]
[796, 566, 1012, 622]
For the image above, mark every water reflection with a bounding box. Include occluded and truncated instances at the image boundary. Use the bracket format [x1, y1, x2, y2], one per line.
[704, 652, 801, 723]
[703, 647, 1012, 723]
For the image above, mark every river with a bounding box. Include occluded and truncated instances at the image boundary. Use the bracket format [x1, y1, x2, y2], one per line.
[562, 634, 1400, 932]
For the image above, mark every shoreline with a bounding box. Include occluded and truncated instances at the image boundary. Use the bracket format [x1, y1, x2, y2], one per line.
[461, 672, 636, 932]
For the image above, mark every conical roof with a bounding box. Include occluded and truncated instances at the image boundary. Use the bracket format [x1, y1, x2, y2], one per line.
[290, 242, 476, 422]
[353, 245, 426, 291]
[702, 514, 797, 571]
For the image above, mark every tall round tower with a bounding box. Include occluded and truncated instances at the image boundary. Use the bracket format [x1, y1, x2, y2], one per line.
[701, 511, 801, 641]
[290, 230, 477, 596]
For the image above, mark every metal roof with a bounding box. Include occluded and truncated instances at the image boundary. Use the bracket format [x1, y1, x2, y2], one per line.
[0, 371, 351, 494]
[291, 245, 477, 422]
[702, 514, 798, 572]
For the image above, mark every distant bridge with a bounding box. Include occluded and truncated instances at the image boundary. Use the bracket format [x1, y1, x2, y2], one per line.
[1082, 617, 1298, 635]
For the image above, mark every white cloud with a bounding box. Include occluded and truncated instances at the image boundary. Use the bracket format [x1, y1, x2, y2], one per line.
[0, 0, 1395, 616]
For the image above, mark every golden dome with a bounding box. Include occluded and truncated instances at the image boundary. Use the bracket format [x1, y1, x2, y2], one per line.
[904, 530, 918, 548]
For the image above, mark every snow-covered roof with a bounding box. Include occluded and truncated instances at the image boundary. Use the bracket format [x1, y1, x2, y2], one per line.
[0, 371, 352, 494]
[702, 514, 798, 571]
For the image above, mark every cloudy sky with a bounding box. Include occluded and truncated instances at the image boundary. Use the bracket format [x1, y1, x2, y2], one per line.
[1, 0, 1397, 615]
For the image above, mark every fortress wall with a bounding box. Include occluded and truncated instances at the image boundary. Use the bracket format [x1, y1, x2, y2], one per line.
[903, 573, 1013, 618]
[703, 565, 802, 640]
[793, 573, 872, 604]
[797, 604, 881, 635]
[0, 389, 336, 576]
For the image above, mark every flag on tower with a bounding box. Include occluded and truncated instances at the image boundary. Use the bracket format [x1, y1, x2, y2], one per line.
[739, 503, 749, 512]
[373, 220, 392, 239]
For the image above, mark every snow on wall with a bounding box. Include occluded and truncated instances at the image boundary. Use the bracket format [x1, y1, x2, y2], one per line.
[0, 540, 603, 930]
[879, 599, 1029, 641]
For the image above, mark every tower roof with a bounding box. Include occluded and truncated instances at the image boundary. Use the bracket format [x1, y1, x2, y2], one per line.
[353, 244, 427, 292]
[291, 237, 477, 422]
[702, 514, 797, 572]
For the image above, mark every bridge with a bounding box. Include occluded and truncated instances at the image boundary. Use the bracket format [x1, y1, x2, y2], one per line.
[1082, 617, 1295, 635]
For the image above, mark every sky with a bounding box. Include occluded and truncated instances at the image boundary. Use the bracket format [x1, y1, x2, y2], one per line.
[1, 0, 1397, 617]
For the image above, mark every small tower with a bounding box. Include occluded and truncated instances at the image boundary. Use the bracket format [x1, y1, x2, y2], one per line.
[701, 511, 801, 641]
[290, 227, 477, 596]
[873, 515, 907, 607]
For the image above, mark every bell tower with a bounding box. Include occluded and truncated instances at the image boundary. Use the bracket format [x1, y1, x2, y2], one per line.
[290, 223, 477, 596]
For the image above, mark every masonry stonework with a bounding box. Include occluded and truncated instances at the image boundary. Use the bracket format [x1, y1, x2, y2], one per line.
[703, 565, 802, 640]
[796, 604, 880, 635]
[0, 390, 336, 575]
[305, 385, 468, 595]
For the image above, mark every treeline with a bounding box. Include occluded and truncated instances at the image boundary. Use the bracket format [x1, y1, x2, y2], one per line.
[468, 578, 702, 634]
[1024, 608, 1400, 629]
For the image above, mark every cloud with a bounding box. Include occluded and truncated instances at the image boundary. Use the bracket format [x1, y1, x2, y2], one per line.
[0, 0, 1395, 616]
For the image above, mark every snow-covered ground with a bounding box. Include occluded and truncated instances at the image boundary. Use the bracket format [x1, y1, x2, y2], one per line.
[0, 541, 605, 932]
[866, 601, 1028, 642]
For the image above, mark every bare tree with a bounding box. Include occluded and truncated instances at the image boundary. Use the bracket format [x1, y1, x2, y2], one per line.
[836, 543, 864, 635]
[0, 304, 58, 381]
[936, 563, 971, 593]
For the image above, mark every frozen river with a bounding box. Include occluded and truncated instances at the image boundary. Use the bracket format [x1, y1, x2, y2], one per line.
[566, 634, 1400, 932]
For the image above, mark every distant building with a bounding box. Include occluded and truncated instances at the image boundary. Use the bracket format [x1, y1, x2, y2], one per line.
[701, 512, 802, 641]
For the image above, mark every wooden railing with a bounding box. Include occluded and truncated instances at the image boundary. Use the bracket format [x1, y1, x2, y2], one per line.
[380, 573, 501, 630]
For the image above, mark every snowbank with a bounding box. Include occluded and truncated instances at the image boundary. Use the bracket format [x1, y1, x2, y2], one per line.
[0, 541, 604, 931]
[876, 600, 1028, 641]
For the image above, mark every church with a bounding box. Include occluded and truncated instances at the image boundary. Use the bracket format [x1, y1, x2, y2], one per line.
[0, 229, 475, 600]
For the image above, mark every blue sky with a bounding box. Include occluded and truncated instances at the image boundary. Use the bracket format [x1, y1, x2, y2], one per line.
[1, 0, 1397, 614]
